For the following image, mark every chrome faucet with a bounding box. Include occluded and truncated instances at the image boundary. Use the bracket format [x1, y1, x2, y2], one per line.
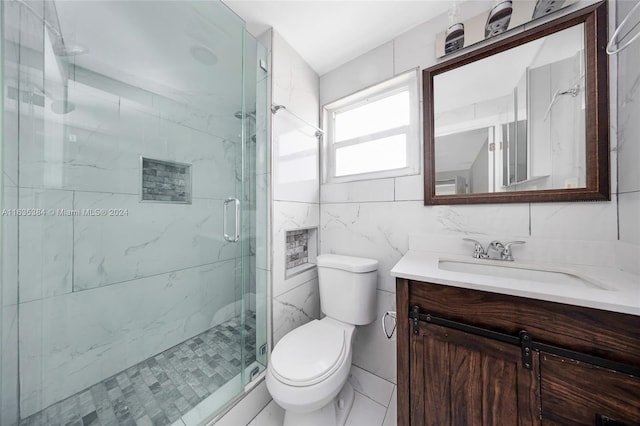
[462, 238, 489, 259]
[463, 238, 525, 261]
[488, 240, 525, 261]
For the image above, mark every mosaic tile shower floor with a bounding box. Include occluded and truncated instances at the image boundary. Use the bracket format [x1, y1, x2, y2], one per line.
[20, 312, 258, 426]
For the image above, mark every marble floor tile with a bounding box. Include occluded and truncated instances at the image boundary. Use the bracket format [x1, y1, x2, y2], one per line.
[250, 389, 391, 426]
[345, 391, 387, 426]
[247, 400, 285, 426]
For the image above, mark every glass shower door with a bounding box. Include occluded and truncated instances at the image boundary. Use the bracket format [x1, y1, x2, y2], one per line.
[0, 1, 263, 425]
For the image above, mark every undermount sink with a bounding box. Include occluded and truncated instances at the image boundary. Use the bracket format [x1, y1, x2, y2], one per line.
[438, 259, 610, 290]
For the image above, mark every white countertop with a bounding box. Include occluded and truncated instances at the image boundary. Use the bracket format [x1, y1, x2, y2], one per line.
[391, 250, 640, 316]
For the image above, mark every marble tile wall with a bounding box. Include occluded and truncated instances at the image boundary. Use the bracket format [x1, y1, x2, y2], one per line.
[616, 0, 640, 249]
[270, 31, 322, 346]
[2, 4, 23, 422]
[318, 0, 631, 386]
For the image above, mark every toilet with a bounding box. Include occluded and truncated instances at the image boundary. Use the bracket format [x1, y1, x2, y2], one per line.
[266, 254, 378, 426]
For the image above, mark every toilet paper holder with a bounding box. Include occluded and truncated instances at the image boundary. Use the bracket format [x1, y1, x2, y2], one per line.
[382, 311, 397, 339]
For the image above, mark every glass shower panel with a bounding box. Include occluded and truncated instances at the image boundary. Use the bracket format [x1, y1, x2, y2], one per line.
[241, 33, 269, 383]
[0, 1, 264, 425]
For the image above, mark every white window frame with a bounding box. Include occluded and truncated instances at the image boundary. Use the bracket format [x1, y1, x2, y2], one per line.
[322, 69, 421, 184]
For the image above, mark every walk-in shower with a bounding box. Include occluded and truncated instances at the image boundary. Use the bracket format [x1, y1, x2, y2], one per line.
[0, 1, 269, 425]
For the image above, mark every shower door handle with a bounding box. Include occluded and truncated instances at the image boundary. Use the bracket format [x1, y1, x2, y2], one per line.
[223, 197, 240, 242]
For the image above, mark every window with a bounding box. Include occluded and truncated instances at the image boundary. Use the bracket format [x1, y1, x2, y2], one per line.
[323, 70, 420, 183]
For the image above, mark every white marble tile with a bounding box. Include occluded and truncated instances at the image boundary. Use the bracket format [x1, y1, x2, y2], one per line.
[530, 201, 618, 242]
[272, 32, 319, 125]
[617, 0, 640, 194]
[153, 93, 242, 143]
[120, 106, 239, 200]
[347, 365, 394, 407]
[272, 277, 320, 345]
[72, 66, 154, 113]
[73, 192, 239, 290]
[345, 391, 387, 426]
[3, 109, 19, 186]
[57, 81, 121, 132]
[619, 191, 640, 245]
[18, 100, 238, 198]
[321, 201, 529, 292]
[615, 240, 640, 276]
[19, 188, 74, 302]
[320, 42, 394, 106]
[321, 179, 394, 204]
[164, 122, 239, 201]
[1, 304, 19, 426]
[352, 289, 397, 384]
[19, 91, 122, 192]
[272, 113, 319, 203]
[2, 181, 18, 307]
[394, 175, 423, 202]
[272, 201, 319, 297]
[321, 202, 408, 293]
[255, 85, 270, 178]
[256, 173, 270, 271]
[382, 387, 397, 426]
[19, 260, 237, 417]
[247, 400, 284, 426]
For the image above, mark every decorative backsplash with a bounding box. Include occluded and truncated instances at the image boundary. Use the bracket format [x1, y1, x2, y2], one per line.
[286, 229, 309, 270]
[141, 157, 191, 203]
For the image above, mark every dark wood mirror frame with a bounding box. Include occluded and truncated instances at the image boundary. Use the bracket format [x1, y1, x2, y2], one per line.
[423, 2, 609, 205]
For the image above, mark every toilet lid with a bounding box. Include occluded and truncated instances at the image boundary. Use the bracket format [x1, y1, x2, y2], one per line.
[271, 320, 346, 386]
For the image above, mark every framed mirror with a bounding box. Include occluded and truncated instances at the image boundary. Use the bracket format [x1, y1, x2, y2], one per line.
[423, 2, 609, 205]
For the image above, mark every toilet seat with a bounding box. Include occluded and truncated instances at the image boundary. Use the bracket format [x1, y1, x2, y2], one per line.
[271, 320, 347, 387]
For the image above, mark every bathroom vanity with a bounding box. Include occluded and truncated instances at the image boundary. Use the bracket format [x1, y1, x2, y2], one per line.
[392, 250, 640, 426]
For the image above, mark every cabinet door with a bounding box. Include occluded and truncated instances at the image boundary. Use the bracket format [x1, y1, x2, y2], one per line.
[540, 353, 640, 425]
[410, 322, 540, 426]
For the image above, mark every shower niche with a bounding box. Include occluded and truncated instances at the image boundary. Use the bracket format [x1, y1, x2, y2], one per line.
[285, 227, 318, 279]
[140, 157, 192, 203]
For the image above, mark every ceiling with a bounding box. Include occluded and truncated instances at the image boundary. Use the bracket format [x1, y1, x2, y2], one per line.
[223, 0, 453, 75]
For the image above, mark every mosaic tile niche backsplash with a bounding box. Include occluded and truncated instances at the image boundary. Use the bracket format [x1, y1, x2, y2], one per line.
[141, 157, 192, 203]
[286, 229, 309, 270]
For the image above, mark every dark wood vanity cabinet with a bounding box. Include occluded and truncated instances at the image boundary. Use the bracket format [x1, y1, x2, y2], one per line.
[540, 353, 640, 425]
[397, 279, 640, 426]
[410, 320, 540, 425]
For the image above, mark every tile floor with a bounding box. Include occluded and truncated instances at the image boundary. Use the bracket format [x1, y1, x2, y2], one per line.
[247, 366, 397, 426]
[20, 313, 257, 426]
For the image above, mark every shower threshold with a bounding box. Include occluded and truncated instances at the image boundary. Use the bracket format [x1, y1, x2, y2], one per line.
[20, 312, 260, 426]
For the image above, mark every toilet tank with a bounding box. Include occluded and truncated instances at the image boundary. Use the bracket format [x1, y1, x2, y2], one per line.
[316, 254, 378, 325]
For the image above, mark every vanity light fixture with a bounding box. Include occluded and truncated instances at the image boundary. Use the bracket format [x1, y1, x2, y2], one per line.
[444, 0, 464, 54]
